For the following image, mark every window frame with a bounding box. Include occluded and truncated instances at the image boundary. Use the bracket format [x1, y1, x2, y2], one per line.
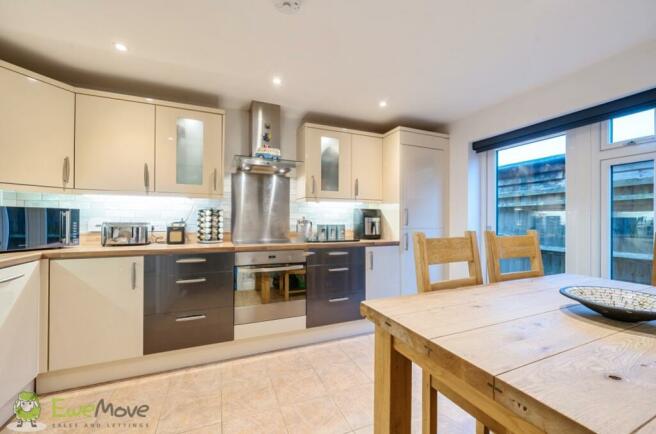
[600, 108, 656, 151]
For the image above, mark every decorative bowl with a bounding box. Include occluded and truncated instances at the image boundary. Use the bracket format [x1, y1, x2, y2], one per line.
[560, 286, 656, 322]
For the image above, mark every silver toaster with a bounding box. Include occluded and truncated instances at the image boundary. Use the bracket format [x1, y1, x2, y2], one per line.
[101, 222, 151, 246]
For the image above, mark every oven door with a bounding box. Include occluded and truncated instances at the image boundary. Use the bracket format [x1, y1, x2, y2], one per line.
[234, 263, 307, 325]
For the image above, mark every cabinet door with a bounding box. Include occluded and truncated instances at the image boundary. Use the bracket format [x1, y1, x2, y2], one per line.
[402, 145, 446, 229]
[50, 257, 143, 370]
[352, 134, 382, 201]
[400, 228, 444, 295]
[305, 128, 352, 199]
[0, 67, 74, 188]
[75, 94, 155, 192]
[0, 261, 39, 407]
[365, 246, 400, 299]
[155, 106, 223, 196]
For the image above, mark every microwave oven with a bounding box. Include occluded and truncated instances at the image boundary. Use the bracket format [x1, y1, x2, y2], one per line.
[0, 206, 80, 252]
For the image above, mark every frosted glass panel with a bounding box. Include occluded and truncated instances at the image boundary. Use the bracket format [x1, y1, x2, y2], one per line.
[321, 136, 339, 192]
[176, 118, 204, 185]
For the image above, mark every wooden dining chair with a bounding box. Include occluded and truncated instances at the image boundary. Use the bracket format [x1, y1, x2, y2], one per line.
[484, 229, 544, 283]
[413, 231, 488, 434]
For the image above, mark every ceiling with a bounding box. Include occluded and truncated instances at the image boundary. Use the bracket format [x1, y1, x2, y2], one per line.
[1, 0, 656, 131]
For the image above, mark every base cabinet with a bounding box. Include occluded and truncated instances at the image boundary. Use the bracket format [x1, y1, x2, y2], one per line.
[365, 246, 401, 299]
[0, 262, 40, 408]
[49, 257, 144, 371]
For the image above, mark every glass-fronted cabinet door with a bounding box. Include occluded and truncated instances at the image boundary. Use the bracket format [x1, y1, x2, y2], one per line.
[305, 127, 352, 199]
[155, 106, 223, 196]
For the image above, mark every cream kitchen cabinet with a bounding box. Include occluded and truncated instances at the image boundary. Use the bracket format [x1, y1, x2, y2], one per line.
[365, 246, 400, 299]
[0, 63, 74, 189]
[297, 124, 383, 201]
[352, 134, 383, 201]
[75, 94, 155, 192]
[50, 257, 144, 371]
[155, 106, 224, 196]
[0, 261, 40, 411]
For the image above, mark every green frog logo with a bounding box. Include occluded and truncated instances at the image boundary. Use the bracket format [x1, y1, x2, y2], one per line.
[7, 391, 46, 432]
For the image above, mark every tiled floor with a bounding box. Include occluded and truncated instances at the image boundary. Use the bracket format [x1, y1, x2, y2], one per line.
[2, 334, 475, 434]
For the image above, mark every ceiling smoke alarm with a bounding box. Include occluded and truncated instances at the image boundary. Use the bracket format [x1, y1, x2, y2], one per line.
[274, 0, 302, 14]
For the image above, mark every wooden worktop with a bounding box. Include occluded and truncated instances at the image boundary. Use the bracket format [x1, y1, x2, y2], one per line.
[0, 239, 399, 269]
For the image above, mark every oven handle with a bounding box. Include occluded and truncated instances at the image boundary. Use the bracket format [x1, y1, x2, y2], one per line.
[245, 264, 305, 273]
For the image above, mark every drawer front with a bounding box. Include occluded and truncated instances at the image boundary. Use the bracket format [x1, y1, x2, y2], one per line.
[145, 271, 233, 315]
[144, 307, 233, 354]
[307, 263, 365, 300]
[167, 252, 234, 274]
[306, 292, 364, 328]
[307, 247, 365, 267]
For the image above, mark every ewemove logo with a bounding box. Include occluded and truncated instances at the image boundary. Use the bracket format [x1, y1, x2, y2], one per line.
[6, 391, 46, 432]
[6, 391, 151, 432]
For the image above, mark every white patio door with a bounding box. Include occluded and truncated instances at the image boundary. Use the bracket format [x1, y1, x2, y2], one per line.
[601, 153, 656, 284]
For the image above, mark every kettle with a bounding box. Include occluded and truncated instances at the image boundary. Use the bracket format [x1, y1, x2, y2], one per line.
[296, 216, 313, 241]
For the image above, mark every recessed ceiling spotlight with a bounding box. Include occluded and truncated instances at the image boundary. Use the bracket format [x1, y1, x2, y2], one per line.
[272, 76, 282, 87]
[114, 42, 128, 52]
[379, 100, 388, 108]
[273, 0, 302, 14]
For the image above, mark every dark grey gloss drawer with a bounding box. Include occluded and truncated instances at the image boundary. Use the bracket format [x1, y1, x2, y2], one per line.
[307, 247, 365, 267]
[306, 292, 364, 328]
[306, 263, 364, 300]
[144, 307, 233, 354]
[167, 252, 234, 274]
[145, 271, 233, 315]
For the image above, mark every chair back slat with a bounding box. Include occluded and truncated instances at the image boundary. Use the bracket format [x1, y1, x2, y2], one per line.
[414, 231, 483, 293]
[485, 230, 544, 283]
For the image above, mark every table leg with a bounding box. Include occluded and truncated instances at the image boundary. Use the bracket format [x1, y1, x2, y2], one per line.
[374, 327, 412, 434]
[422, 369, 437, 434]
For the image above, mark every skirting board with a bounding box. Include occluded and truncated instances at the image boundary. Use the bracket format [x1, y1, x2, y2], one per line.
[37, 319, 373, 395]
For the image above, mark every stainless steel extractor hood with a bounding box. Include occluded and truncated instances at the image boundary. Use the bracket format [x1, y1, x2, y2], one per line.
[233, 101, 298, 174]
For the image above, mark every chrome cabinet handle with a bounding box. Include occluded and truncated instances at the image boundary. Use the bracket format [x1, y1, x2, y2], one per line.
[144, 163, 150, 191]
[213, 168, 218, 192]
[329, 297, 349, 303]
[355, 178, 359, 198]
[369, 251, 374, 271]
[328, 251, 349, 256]
[176, 314, 206, 322]
[328, 267, 349, 272]
[176, 258, 207, 264]
[404, 208, 409, 226]
[311, 176, 316, 194]
[0, 274, 24, 285]
[176, 277, 207, 285]
[404, 233, 409, 251]
[62, 157, 70, 186]
[131, 262, 136, 290]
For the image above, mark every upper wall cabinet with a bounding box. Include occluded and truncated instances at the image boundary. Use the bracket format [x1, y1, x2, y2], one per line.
[155, 106, 224, 196]
[75, 94, 155, 192]
[297, 124, 382, 201]
[0, 64, 74, 189]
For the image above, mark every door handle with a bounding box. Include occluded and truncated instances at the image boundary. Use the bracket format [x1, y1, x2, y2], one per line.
[0, 274, 24, 285]
[176, 258, 207, 264]
[404, 233, 409, 251]
[328, 251, 349, 256]
[143, 163, 150, 191]
[62, 156, 70, 186]
[355, 178, 359, 198]
[311, 176, 316, 194]
[369, 251, 374, 271]
[328, 297, 349, 303]
[328, 267, 349, 272]
[175, 314, 207, 322]
[176, 277, 207, 285]
[213, 168, 218, 192]
[404, 208, 409, 226]
[131, 262, 137, 290]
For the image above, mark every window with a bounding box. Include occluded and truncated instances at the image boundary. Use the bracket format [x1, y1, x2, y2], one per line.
[496, 135, 566, 275]
[610, 160, 654, 284]
[610, 108, 655, 144]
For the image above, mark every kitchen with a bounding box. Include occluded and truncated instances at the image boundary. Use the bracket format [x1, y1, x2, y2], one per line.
[2, 1, 656, 434]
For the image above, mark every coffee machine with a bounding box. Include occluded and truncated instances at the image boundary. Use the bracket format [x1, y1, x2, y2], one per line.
[353, 209, 382, 240]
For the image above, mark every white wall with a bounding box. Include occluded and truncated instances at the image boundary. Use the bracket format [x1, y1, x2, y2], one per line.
[446, 40, 656, 278]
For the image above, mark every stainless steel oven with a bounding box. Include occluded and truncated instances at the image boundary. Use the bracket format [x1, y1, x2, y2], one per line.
[233, 250, 307, 325]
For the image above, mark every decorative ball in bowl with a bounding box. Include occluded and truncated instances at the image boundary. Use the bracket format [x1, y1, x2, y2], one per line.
[560, 286, 656, 322]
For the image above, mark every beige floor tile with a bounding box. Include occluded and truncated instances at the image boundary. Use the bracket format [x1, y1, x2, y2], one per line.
[330, 383, 373, 430]
[350, 355, 374, 382]
[180, 423, 222, 433]
[222, 407, 287, 434]
[301, 341, 353, 369]
[337, 335, 374, 361]
[265, 348, 313, 377]
[314, 361, 370, 393]
[167, 365, 221, 398]
[281, 397, 351, 434]
[219, 355, 272, 386]
[270, 367, 328, 404]
[221, 377, 279, 417]
[352, 425, 372, 434]
[156, 392, 221, 434]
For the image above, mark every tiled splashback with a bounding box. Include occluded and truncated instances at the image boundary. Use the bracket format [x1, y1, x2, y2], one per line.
[0, 178, 381, 234]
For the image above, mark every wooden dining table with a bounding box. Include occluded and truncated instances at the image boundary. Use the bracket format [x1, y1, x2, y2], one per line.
[360, 274, 656, 434]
